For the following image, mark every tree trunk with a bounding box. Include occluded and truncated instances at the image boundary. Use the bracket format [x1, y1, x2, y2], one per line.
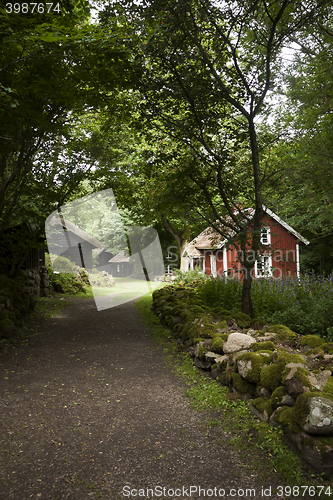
[241, 118, 263, 317]
[241, 268, 254, 317]
[161, 214, 188, 269]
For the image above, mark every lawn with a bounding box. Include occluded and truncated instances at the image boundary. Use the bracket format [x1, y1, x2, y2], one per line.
[90, 277, 165, 310]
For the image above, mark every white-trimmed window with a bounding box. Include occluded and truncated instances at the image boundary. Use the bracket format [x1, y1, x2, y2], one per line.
[261, 227, 271, 245]
[255, 254, 272, 277]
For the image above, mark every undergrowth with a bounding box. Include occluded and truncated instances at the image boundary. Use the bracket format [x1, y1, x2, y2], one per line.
[136, 293, 331, 496]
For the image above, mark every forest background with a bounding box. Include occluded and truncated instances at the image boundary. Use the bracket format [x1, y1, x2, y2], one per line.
[0, 0, 333, 314]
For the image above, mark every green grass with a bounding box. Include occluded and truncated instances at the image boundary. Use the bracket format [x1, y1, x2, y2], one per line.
[89, 278, 165, 308]
[136, 293, 332, 495]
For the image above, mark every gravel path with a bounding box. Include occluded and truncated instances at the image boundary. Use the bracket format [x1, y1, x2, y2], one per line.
[0, 297, 268, 499]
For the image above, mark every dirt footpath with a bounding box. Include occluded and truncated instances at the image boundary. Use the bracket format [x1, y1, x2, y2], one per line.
[0, 297, 269, 500]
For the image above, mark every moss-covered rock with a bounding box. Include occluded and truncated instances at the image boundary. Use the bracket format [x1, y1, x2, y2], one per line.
[269, 324, 297, 346]
[230, 372, 257, 396]
[233, 312, 252, 329]
[236, 352, 273, 384]
[275, 406, 302, 433]
[251, 341, 276, 352]
[261, 363, 283, 391]
[322, 343, 333, 355]
[271, 386, 288, 407]
[323, 377, 333, 395]
[300, 335, 325, 349]
[250, 396, 274, 420]
[282, 366, 312, 389]
[259, 352, 307, 393]
[294, 392, 333, 435]
[211, 336, 225, 355]
[187, 319, 215, 339]
[214, 319, 228, 333]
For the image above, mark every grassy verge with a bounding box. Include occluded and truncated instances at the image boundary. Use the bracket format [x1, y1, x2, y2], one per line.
[136, 293, 332, 496]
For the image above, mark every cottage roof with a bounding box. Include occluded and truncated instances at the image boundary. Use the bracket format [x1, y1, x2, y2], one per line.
[186, 206, 310, 253]
[51, 217, 104, 249]
[108, 250, 130, 263]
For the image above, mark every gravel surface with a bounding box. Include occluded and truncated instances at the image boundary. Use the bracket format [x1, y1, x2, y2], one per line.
[0, 296, 273, 499]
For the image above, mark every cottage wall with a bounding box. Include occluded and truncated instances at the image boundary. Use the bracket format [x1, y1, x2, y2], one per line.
[269, 220, 298, 277]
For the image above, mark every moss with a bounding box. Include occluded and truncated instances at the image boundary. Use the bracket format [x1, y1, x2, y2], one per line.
[231, 372, 256, 396]
[173, 324, 184, 335]
[276, 352, 306, 368]
[322, 343, 333, 355]
[214, 320, 227, 332]
[277, 406, 302, 433]
[233, 312, 252, 328]
[219, 314, 234, 322]
[294, 391, 333, 429]
[236, 352, 273, 384]
[271, 386, 288, 407]
[269, 324, 297, 346]
[260, 363, 282, 391]
[191, 337, 205, 344]
[323, 377, 333, 395]
[212, 307, 233, 316]
[251, 396, 273, 417]
[307, 346, 324, 358]
[180, 311, 194, 322]
[198, 344, 206, 359]
[152, 288, 171, 300]
[211, 336, 224, 355]
[187, 320, 215, 339]
[251, 341, 276, 352]
[282, 366, 312, 390]
[300, 335, 325, 348]
[250, 318, 266, 329]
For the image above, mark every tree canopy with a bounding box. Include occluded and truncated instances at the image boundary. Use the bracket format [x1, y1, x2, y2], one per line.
[1, 0, 333, 307]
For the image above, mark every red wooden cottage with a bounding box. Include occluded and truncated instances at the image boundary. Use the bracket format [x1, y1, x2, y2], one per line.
[181, 207, 310, 279]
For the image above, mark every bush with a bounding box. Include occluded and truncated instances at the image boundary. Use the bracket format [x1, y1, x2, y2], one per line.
[172, 268, 208, 286]
[196, 276, 242, 312]
[195, 273, 333, 337]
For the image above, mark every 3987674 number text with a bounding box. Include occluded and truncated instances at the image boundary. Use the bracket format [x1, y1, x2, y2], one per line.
[5, 3, 61, 14]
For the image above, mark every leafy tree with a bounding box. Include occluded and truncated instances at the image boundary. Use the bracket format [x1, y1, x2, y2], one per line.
[267, 9, 333, 273]
[0, 1, 138, 238]
[108, 0, 327, 315]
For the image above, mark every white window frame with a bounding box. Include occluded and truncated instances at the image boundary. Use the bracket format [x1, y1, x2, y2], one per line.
[255, 254, 273, 277]
[260, 226, 271, 245]
[210, 254, 217, 277]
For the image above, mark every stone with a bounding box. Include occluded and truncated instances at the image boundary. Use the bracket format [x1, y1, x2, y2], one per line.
[287, 430, 333, 477]
[296, 394, 333, 435]
[269, 407, 284, 427]
[248, 402, 270, 423]
[236, 352, 270, 384]
[194, 357, 214, 370]
[223, 333, 256, 354]
[256, 333, 277, 342]
[259, 387, 272, 399]
[281, 394, 296, 406]
[205, 351, 220, 361]
[314, 370, 332, 391]
[284, 366, 311, 398]
[211, 366, 219, 379]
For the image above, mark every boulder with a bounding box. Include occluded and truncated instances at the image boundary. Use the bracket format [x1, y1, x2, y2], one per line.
[295, 393, 333, 435]
[223, 332, 256, 354]
[237, 352, 271, 384]
[284, 366, 311, 398]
